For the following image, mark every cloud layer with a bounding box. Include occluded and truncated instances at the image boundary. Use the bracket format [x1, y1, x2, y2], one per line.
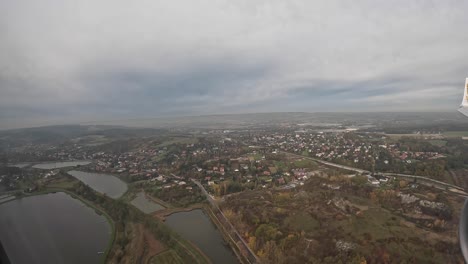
[1, 0, 467, 128]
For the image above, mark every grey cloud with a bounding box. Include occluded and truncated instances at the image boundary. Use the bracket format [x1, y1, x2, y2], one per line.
[1, 0, 468, 129]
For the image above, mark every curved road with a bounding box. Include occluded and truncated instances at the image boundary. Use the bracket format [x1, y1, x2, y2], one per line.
[279, 150, 467, 195]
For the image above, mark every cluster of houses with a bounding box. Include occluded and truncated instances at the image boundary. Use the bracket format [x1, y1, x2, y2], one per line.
[245, 131, 447, 171]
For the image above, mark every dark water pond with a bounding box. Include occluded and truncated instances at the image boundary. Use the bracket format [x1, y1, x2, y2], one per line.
[0, 192, 111, 264]
[68, 170, 128, 198]
[165, 209, 238, 264]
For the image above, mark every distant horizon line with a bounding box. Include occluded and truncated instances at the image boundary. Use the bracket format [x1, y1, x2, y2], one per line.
[0, 110, 462, 131]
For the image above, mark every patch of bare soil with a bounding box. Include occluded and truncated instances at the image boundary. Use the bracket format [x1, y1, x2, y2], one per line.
[107, 223, 166, 264]
[141, 225, 166, 263]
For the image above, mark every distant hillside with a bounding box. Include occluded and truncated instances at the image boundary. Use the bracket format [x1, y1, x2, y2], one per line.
[84, 111, 467, 129]
[0, 125, 164, 149]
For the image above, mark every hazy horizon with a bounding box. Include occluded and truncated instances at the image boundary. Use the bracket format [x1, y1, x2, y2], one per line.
[1, 110, 465, 131]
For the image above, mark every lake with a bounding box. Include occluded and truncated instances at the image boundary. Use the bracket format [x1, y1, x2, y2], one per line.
[131, 192, 165, 213]
[165, 209, 238, 264]
[32, 161, 91, 169]
[68, 171, 128, 198]
[0, 192, 111, 264]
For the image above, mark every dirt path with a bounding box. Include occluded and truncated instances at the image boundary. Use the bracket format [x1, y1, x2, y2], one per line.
[448, 170, 461, 188]
[141, 225, 166, 263]
[113, 223, 166, 264]
[152, 204, 204, 221]
[143, 190, 172, 208]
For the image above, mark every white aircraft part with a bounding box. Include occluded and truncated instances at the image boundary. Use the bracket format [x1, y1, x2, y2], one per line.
[461, 78, 468, 106]
[459, 106, 468, 117]
[458, 78, 468, 117]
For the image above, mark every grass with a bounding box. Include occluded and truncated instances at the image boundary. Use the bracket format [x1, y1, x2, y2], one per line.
[331, 206, 446, 262]
[385, 133, 424, 138]
[443, 131, 468, 138]
[174, 238, 211, 264]
[268, 167, 278, 174]
[273, 161, 288, 170]
[293, 159, 318, 168]
[151, 250, 184, 264]
[428, 139, 447, 147]
[151, 151, 168, 162]
[249, 153, 263, 160]
[46, 177, 77, 189]
[157, 137, 199, 147]
[385, 133, 442, 139]
[284, 212, 319, 232]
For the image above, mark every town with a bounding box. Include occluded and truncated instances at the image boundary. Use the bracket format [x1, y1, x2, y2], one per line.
[1, 118, 468, 263]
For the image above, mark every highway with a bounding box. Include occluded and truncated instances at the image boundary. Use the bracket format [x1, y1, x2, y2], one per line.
[245, 143, 465, 193]
[280, 151, 369, 174]
[191, 179, 216, 207]
[279, 150, 467, 196]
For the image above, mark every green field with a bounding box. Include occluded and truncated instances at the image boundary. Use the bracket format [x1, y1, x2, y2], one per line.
[293, 159, 318, 168]
[385, 133, 440, 138]
[333, 207, 445, 263]
[273, 161, 288, 170]
[157, 137, 199, 147]
[151, 250, 184, 264]
[428, 139, 447, 147]
[46, 177, 78, 189]
[284, 212, 319, 232]
[249, 153, 263, 160]
[443, 131, 468, 138]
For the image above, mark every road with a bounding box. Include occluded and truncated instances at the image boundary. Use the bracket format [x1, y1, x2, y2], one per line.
[245, 144, 466, 191]
[280, 150, 467, 195]
[242, 142, 368, 174]
[381, 172, 467, 194]
[279, 150, 369, 174]
[192, 179, 216, 206]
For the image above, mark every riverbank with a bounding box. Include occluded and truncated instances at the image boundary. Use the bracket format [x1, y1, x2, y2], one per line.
[154, 203, 205, 221]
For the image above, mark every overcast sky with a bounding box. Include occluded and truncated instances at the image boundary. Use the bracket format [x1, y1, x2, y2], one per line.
[1, 0, 468, 129]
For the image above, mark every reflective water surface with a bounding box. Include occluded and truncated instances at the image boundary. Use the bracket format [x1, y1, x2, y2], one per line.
[68, 170, 128, 198]
[0, 192, 111, 264]
[165, 209, 238, 264]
